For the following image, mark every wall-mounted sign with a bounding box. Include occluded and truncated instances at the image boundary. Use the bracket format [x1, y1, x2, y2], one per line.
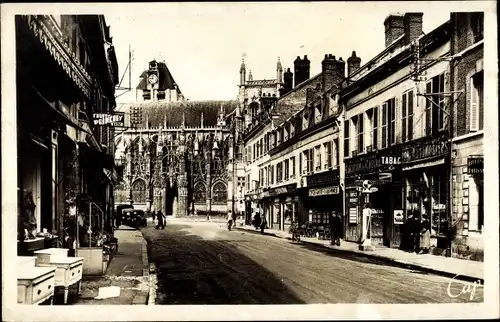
[93, 112, 125, 127]
[266, 183, 297, 198]
[394, 210, 404, 225]
[381, 156, 401, 165]
[308, 186, 340, 197]
[349, 207, 358, 224]
[306, 169, 340, 187]
[467, 156, 483, 175]
[401, 133, 449, 163]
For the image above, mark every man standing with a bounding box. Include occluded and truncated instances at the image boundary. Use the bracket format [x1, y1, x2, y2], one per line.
[156, 210, 165, 230]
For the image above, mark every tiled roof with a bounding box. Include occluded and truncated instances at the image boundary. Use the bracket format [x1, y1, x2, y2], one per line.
[123, 100, 238, 128]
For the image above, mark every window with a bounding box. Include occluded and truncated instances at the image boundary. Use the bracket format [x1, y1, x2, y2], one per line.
[315, 104, 322, 123]
[402, 90, 414, 142]
[284, 125, 289, 141]
[291, 157, 296, 177]
[212, 182, 227, 204]
[194, 183, 206, 203]
[357, 114, 364, 153]
[270, 165, 274, 184]
[324, 141, 332, 169]
[382, 98, 395, 147]
[333, 139, 339, 167]
[302, 112, 309, 130]
[307, 149, 314, 173]
[344, 120, 350, 157]
[470, 71, 484, 131]
[426, 73, 446, 135]
[315, 146, 321, 171]
[277, 162, 283, 182]
[372, 106, 378, 149]
[471, 12, 484, 43]
[284, 159, 290, 180]
[290, 122, 295, 137]
[131, 179, 147, 203]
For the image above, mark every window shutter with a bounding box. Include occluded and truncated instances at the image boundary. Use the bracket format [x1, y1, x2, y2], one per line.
[425, 80, 432, 135]
[395, 96, 402, 144]
[470, 77, 479, 131]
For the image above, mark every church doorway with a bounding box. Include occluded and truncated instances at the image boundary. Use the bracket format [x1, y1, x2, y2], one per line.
[164, 181, 178, 216]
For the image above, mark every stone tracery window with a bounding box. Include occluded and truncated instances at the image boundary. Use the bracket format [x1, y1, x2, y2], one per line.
[131, 179, 147, 203]
[194, 182, 206, 203]
[212, 182, 227, 204]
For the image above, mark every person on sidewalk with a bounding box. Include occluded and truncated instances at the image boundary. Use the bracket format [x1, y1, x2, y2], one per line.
[419, 214, 431, 254]
[410, 212, 421, 253]
[156, 210, 165, 230]
[152, 211, 156, 222]
[259, 214, 267, 234]
[331, 212, 342, 246]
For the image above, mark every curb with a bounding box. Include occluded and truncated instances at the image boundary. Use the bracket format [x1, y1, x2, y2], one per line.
[132, 239, 150, 305]
[236, 227, 483, 283]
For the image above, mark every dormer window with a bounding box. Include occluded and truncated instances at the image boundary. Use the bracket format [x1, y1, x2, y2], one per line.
[283, 124, 289, 141]
[302, 111, 309, 130]
[315, 104, 322, 123]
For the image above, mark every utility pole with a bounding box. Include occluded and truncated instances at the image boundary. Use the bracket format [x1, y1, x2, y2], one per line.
[410, 38, 463, 257]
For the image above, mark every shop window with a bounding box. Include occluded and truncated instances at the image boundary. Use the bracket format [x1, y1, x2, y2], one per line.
[194, 183, 206, 203]
[402, 90, 414, 142]
[212, 182, 227, 204]
[470, 71, 484, 131]
[425, 73, 446, 135]
[344, 120, 350, 157]
[131, 179, 146, 203]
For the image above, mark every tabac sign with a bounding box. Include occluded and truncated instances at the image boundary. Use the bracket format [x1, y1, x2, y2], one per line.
[93, 112, 125, 127]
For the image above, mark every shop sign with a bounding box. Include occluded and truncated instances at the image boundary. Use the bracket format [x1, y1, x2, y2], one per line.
[260, 190, 270, 199]
[467, 156, 483, 175]
[308, 186, 340, 197]
[348, 191, 358, 205]
[268, 183, 297, 198]
[93, 112, 125, 127]
[306, 169, 340, 187]
[394, 210, 404, 225]
[381, 156, 401, 165]
[401, 133, 449, 163]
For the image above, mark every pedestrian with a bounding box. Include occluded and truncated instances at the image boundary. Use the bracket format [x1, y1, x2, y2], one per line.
[331, 211, 342, 246]
[116, 210, 122, 228]
[152, 211, 156, 221]
[156, 210, 165, 230]
[419, 214, 431, 254]
[410, 212, 421, 253]
[259, 214, 267, 234]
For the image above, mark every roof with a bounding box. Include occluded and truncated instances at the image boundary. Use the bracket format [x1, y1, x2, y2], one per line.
[122, 100, 238, 128]
[246, 79, 277, 87]
[136, 61, 180, 93]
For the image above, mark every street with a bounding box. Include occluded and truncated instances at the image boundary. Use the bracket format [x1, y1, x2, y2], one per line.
[141, 220, 483, 304]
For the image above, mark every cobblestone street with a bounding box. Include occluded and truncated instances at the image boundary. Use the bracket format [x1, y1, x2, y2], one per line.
[142, 220, 483, 304]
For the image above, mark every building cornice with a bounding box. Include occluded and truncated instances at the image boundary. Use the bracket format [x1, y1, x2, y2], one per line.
[26, 15, 92, 99]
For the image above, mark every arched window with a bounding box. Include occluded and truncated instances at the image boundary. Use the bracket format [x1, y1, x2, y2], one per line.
[212, 182, 227, 204]
[194, 183, 206, 203]
[131, 179, 147, 203]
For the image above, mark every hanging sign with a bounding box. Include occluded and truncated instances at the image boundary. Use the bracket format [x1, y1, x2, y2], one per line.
[93, 112, 125, 127]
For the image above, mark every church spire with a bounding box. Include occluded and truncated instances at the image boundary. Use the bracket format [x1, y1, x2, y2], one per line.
[201, 112, 204, 128]
[277, 56, 283, 83]
[248, 70, 253, 81]
[239, 58, 246, 86]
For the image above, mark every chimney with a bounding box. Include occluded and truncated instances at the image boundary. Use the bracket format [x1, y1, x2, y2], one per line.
[321, 54, 338, 92]
[347, 51, 362, 77]
[404, 12, 424, 45]
[294, 55, 311, 87]
[281, 68, 293, 96]
[384, 14, 405, 47]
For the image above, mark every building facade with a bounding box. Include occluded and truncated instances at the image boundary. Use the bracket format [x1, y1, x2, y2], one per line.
[114, 61, 239, 216]
[135, 60, 186, 102]
[16, 15, 119, 254]
[449, 12, 484, 260]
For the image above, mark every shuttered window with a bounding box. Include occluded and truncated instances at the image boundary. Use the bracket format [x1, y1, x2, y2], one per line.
[470, 71, 484, 131]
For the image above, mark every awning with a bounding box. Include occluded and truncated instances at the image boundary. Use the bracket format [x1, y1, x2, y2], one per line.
[402, 158, 445, 171]
[32, 86, 89, 134]
[78, 142, 114, 170]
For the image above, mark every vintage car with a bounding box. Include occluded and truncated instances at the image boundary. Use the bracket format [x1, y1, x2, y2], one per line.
[122, 209, 147, 228]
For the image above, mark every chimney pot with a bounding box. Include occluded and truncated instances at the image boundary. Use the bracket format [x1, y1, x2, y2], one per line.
[384, 14, 405, 47]
[404, 12, 424, 45]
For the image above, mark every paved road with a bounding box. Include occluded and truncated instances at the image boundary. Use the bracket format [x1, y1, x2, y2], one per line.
[141, 220, 483, 304]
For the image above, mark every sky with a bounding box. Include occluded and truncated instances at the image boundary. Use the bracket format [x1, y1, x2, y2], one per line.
[99, 2, 466, 102]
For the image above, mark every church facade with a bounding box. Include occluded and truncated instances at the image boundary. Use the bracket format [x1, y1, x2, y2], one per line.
[114, 60, 240, 216]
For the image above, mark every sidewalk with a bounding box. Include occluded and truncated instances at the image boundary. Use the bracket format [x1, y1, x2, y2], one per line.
[74, 226, 150, 305]
[237, 225, 484, 283]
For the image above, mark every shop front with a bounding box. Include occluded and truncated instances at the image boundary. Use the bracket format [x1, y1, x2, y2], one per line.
[401, 133, 451, 252]
[344, 149, 404, 247]
[304, 169, 343, 232]
[260, 183, 299, 231]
